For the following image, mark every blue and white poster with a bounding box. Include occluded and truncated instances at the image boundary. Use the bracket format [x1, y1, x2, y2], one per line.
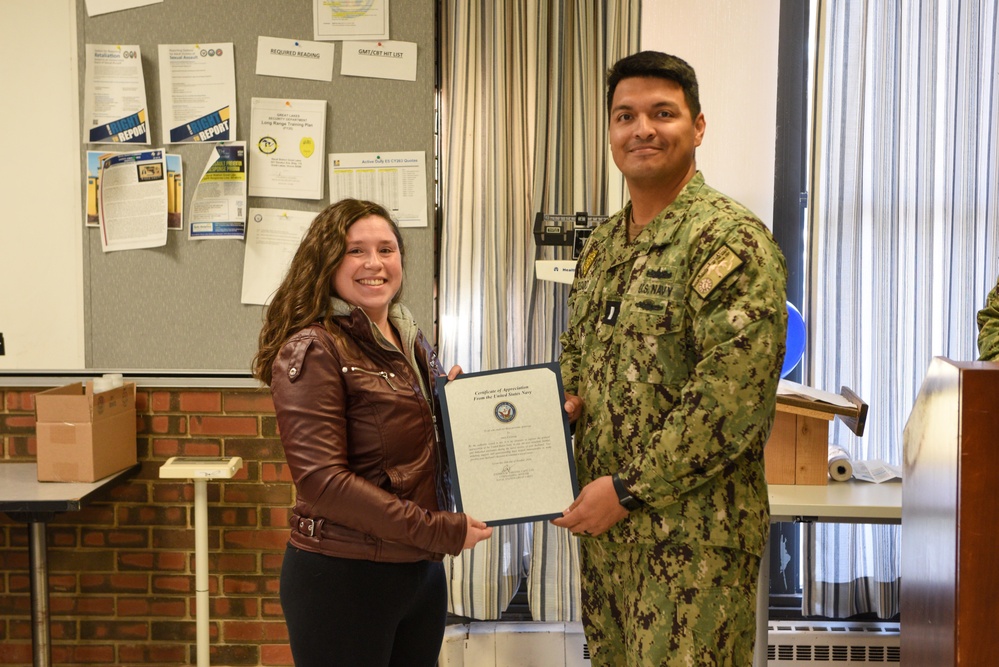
[158, 43, 236, 144]
[82, 44, 149, 145]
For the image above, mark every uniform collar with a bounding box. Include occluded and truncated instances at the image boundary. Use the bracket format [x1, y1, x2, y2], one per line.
[628, 171, 704, 250]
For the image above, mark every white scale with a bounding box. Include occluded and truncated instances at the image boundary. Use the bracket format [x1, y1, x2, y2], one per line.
[159, 456, 243, 667]
[160, 456, 243, 479]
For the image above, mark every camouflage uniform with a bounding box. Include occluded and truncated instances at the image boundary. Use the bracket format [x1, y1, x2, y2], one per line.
[559, 172, 788, 666]
[978, 276, 999, 361]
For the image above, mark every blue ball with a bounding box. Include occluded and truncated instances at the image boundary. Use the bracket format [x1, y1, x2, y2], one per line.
[782, 301, 806, 378]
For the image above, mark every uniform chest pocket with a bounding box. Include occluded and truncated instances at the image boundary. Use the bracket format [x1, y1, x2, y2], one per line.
[615, 294, 689, 386]
[566, 278, 600, 342]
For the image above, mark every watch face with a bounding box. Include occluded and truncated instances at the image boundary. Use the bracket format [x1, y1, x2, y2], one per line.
[620, 496, 641, 511]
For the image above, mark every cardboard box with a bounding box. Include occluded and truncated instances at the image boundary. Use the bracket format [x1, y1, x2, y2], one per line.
[34, 382, 137, 482]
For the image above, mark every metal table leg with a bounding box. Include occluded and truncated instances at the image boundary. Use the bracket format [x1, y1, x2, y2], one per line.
[754, 536, 771, 667]
[28, 520, 51, 667]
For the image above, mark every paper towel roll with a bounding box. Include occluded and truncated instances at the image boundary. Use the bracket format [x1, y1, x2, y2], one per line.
[828, 445, 853, 481]
[91, 377, 114, 394]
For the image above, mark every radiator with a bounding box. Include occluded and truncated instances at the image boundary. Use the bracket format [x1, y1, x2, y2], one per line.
[768, 621, 900, 664]
[438, 620, 900, 666]
[439, 622, 590, 667]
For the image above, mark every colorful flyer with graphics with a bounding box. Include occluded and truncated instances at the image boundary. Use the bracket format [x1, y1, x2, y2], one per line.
[98, 149, 168, 252]
[436, 363, 579, 526]
[83, 44, 149, 144]
[86, 150, 119, 227]
[166, 153, 183, 230]
[158, 43, 236, 144]
[249, 98, 326, 200]
[189, 143, 247, 240]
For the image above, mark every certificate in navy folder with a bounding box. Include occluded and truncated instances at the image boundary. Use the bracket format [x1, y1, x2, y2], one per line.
[435, 362, 579, 527]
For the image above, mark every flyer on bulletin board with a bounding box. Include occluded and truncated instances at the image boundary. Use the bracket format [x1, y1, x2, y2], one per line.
[313, 0, 389, 41]
[241, 208, 315, 305]
[248, 98, 326, 200]
[86, 150, 119, 227]
[98, 149, 168, 252]
[256, 36, 335, 82]
[84, 0, 162, 17]
[158, 43, 236, 144]
[328, 151, 428, 227]
[82, 44, 149, 144]
[166, 154, 183, 230]
[188, 143, 247, 240]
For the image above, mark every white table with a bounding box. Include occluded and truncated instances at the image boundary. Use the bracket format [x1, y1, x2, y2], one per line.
[753, 480, 903, 667]
[0, 463, 137, 667]
[769, 479, 902, 523]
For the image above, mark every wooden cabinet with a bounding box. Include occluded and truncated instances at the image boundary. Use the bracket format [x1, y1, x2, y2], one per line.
[901, 358, 999, 666]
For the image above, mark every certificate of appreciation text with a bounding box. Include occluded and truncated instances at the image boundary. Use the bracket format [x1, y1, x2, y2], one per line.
[436, 363, 578, 526]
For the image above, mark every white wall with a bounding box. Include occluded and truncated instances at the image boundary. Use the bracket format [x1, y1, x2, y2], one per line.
[641, 1, 781, 228]
[0, 0, 85, 369]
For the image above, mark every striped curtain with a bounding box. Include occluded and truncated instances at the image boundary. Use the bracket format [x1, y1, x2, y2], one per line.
[805, 0, 998, 618]
[438, 0, 639, 620]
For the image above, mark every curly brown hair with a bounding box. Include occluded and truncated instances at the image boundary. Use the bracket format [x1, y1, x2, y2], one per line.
[251, 199, 404, 385]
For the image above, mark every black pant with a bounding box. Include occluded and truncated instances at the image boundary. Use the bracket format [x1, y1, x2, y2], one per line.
[280, 544, 447, 667]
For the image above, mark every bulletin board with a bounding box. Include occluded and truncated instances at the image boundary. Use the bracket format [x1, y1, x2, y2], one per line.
[76, 0, 437, 371]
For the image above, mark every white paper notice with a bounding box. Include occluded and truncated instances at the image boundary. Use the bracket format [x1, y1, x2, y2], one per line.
[241, 209, 315, 305]
[851, 460, 903, 484]
[777, 379, 855, 409]
[249, 98, 327, 200]
[314, 0, 390, 41]
[98, 149, 168, 252]
[256, 36, 335, 82]
[84, 0, 161, 17]
[328, 151, 428, 227]
[340, 41, 417, 81]
[535, 260, 577, 285]
[158, 43, 236, 144]
[83, 44, 149, 144]
[189, 143, 247, 240]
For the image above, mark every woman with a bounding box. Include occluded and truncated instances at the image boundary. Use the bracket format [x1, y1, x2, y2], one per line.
[252, 199, 492, 667]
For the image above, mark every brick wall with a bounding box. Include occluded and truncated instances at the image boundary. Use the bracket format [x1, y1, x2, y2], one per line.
[0, 383, 294, 666]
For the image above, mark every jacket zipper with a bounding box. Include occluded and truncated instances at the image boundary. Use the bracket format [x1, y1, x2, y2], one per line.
[343, 366, 397, 390]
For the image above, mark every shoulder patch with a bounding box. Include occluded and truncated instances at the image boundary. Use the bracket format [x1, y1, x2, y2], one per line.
[580, 247, 599, 279]
[693, 244, 744, 298]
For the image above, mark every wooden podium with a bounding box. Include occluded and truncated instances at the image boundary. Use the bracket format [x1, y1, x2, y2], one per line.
[901, 358, 999, 666]
[764, 387, 868, 485]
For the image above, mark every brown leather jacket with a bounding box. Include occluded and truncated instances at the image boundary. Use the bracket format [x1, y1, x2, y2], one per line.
[270, 301, 467, 562]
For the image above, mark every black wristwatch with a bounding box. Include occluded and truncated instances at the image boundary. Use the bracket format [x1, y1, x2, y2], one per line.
[611, 472, 641, 511]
